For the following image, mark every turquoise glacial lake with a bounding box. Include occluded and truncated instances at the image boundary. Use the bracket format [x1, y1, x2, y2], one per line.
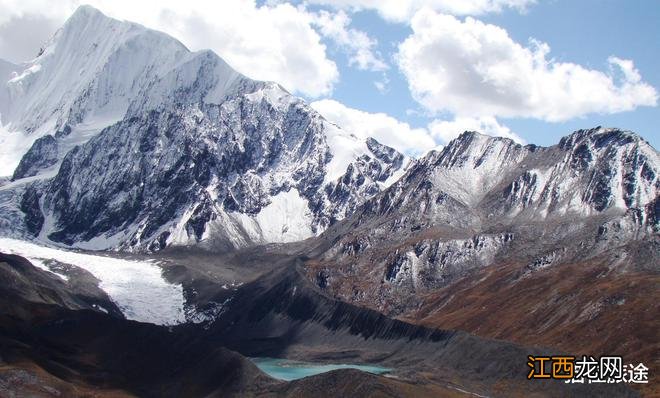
[250, 357, 391, 381]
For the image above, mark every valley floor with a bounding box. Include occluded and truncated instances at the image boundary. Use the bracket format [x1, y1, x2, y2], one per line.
[0, 237, 653, 397]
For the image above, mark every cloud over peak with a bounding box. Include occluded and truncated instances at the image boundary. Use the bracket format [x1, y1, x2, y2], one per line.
[397, 10, 658, 122]
[311, 99, 437, 156]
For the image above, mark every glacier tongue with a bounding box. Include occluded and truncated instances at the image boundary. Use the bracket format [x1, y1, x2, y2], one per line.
[0, 237, 186, 325]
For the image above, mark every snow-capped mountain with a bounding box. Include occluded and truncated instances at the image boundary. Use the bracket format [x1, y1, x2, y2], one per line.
[312, 127, 659, 314]
[0, 6, 407, 251]
[1, 6, 187, 176]
[360, 127, 658, 230]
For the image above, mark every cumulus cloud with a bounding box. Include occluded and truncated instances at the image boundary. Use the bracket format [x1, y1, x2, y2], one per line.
[397, 10, 658, 122]
[0, 0, 338, 97]
[306, 0, 535, 22]
[313, 10, 387, 71]
[428, 116, 524, 144]
[311, 99, 437, 156]
[311, 99, 528, 155]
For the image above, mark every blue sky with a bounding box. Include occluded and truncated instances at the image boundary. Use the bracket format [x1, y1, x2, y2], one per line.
[484, 0, 660, 146]
[303, 0, 659, 148]
[0, 0, 658, 153]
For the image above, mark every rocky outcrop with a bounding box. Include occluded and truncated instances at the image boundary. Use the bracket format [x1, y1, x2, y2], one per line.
[11, 135, 58, 180]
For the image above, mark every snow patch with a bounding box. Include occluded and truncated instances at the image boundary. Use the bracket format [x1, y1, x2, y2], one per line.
[244, 83, 294, 110]
[0, 122, 36, 177]
[167, 206, 198, 247]
[8, 64, 42, 84]
[25, 257, 69, 281]
[231, 189, 314, 243]
[323, 122, 371, 183]
[380, 157, 411, 189]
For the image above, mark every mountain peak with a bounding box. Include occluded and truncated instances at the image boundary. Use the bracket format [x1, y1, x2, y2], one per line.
[0, 4, 243, 177]
[559, 127, 653, 151]
[58, 4, 132, 41]
[69, 4, 106, 20]
[440, 130, 523, 165]
[0, 6, 408, 250]
[59, 4, 186, 51]
[447, 130, 522, 155]
[451, 130, 484, 144]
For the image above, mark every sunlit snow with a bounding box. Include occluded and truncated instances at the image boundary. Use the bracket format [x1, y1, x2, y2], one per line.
[0, 122, 35, 176]
[231, 189, 314, 243]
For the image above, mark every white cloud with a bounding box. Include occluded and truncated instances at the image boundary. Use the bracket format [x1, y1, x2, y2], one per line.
[374, 73, 390, 94]
[311, 99, 436, 156]
[428, 116, 524, 144]
[0, 0, 338, 97]
[313, 10, 387, 71]
[312, 100, 525, 155]
[397, 10, 658, 122]
[306, 0, 535, 22]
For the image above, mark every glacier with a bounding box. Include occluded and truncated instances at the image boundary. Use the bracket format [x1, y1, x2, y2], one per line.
[0, 237, 186, 325]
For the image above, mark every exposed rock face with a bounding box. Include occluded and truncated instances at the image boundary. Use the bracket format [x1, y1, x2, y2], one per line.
[358, 128, 657, 230]
[0, 5, 656, 398]
[19, 186, 44, 237]
[383, 233, 515, 288]
[12, 135, 58, 180]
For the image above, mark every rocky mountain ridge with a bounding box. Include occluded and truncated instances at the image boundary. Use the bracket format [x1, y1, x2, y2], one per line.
[308, 127, 659, 315]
